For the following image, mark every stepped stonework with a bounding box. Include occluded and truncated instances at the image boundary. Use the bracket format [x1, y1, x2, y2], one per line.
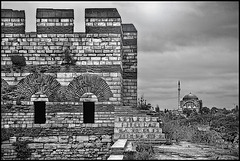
[1, 8, 164, 160]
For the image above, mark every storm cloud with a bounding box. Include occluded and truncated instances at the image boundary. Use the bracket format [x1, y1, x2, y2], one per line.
[2, 1, 239, 109]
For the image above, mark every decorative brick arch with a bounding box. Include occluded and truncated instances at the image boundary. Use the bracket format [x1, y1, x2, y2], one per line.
[1, 78, 9, 94]
[17, 73, 61, 101]
[68, 74, 113, 102]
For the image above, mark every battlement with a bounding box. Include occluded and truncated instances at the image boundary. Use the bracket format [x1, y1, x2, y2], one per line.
[1, 8, 135, 34]
[1, 7, 137, 106]
[1, 9, 25, 18]
[85, 8, 121, 18]
[36, 8, 74, 34]
[36, 8, 74, 18]
[1, 9, 25, 34]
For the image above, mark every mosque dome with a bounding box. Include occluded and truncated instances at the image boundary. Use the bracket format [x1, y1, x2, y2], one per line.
[183, 92, 198, 100]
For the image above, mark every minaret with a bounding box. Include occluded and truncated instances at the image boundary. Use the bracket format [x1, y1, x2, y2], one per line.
[178, 80, 181, 110]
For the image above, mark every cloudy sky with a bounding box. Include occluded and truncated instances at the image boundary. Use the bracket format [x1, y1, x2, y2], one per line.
[2, 1, 239, 110]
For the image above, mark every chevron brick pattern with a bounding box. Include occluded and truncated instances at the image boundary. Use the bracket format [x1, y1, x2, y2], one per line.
[16, 73, 61, 101]
[1, 78, 9, 94]
[68, 74, 113, 102]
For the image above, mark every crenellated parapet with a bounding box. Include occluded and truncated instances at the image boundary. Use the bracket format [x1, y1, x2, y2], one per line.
[85, 8, 122, 34]
[1, 9, 25, 34]
[1, 7, 137, 107]
[36, 8, 74, 34]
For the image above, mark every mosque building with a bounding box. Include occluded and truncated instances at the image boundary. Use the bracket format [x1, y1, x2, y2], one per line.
[178, 81, 202, 112]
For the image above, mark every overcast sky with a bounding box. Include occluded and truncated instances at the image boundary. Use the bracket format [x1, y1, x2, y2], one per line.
[2, 1, 239, 110]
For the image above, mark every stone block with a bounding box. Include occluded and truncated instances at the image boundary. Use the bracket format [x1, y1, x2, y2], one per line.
[58, 136, 69, 143]
[28, 143, 44, 149]
[76, 136, 89, 142]
[44, 143, 57, 149]
[84, 143, 94, 148]
[57, 144, 71, 149]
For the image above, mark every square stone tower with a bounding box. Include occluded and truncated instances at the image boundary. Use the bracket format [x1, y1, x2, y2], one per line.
[1, 8, 138, 160]
[1, 8, 137, 131]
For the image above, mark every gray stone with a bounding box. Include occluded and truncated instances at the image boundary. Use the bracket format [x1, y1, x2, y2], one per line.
[76, 136, 89, 142]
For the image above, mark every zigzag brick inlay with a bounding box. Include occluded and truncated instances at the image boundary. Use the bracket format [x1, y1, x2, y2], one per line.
[16, 73, 61, 101]
[1, 78, 9, 94]
[68, 74, 113, 102]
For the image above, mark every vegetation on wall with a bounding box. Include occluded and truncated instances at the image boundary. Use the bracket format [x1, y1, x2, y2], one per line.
[136, 95, 152, 110]
[10, 55, 26, 67]
[61, 47, 77, 65]
[124, 142, 154, 160]
[12, 140, 31, 160]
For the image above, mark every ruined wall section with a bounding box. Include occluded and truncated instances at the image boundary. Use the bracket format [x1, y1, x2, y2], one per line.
[122, 24, 137, 106]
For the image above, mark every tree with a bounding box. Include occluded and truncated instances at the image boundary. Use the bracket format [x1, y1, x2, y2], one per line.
[201, 106, 210, 115]
[183, 108, 192, 117]
[137, 94, 148, 110]
[222, 108, 230, 115]
[155, 105, 160, 112]
[210, 107, 218, 115]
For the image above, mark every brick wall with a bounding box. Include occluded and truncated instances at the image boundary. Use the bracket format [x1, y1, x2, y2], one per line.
[36, 8, 74, 34]
[1, 112, 114, 129]
[1, 8, 138, 160]
[122, 24, 137, 106]
[85, 8, 122, 34]
[1, 72, 122, 104]
[1, 33, 122, 66]
[1, 9, 25, 34]
[2, 131, 113, 160]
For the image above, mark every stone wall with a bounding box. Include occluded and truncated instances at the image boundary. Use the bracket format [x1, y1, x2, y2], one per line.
[1, 9, 25, 34]
[1, 33, 122, 66]
[1, 72, 121, 104]
[1, 7, 138, 160]
[114, 116, 165, 141]
[122, 24, 137, 106]
[85, 8, 122, 34]
[1, 112, 114, 129]
[1, 129, 113, 160]
[1, 8, 137, 106]
[36, 8, 74, 34]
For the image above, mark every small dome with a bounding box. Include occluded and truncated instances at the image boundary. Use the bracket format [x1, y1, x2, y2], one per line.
[183, 92, 198, 100]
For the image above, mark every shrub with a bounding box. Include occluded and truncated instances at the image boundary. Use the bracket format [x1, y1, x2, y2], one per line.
[10, 55, 26, 66]
[62, 47, 77, 65]
[12, 140, 31, 160]
[124, 142, 154, 160]
[1, 128, 13, 142]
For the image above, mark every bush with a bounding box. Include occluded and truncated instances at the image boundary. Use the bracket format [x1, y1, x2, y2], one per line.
[191, 130, 222, 145]
[62, 47, 77, 65]
[10, 55, 26, 66]
[12, 140, 31, 160]
[1, 128, 13, 142]
[124, 142, 154, 160]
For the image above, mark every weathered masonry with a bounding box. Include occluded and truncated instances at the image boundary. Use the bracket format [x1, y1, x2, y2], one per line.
[1, 8, 137, 160]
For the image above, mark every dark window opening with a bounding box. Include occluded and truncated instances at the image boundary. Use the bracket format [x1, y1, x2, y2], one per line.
[34, 101, 46, 124]
[83, 102, 95, 123]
